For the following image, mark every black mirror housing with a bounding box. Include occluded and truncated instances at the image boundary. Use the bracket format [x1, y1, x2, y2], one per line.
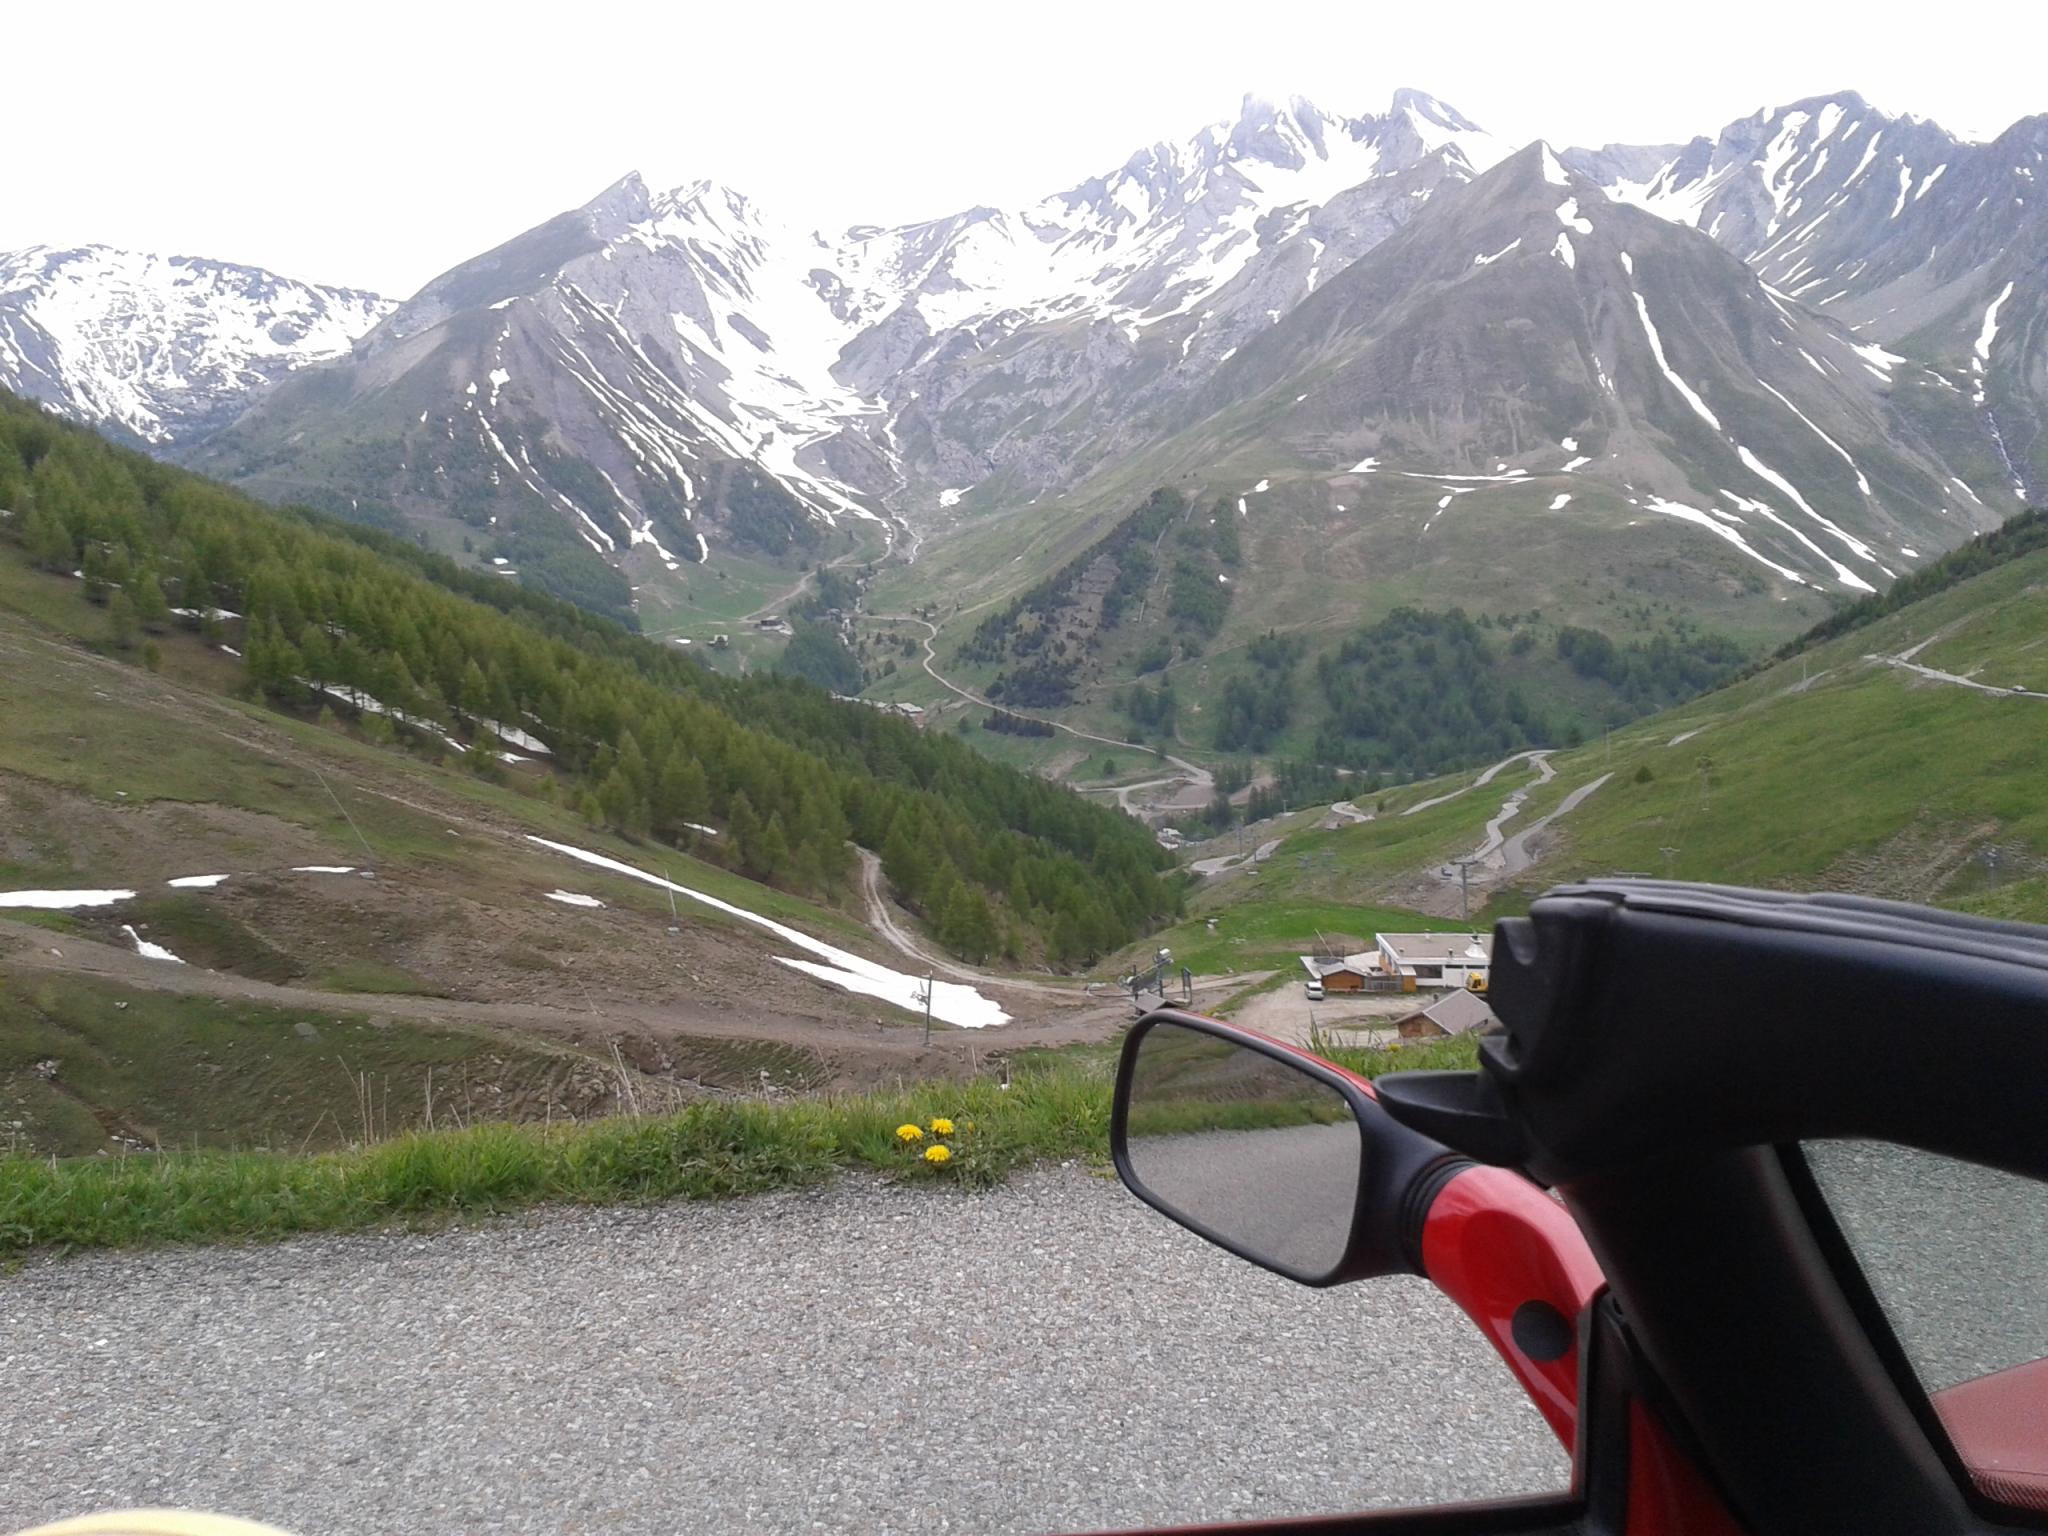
[1111, 1008, 1470, 1287]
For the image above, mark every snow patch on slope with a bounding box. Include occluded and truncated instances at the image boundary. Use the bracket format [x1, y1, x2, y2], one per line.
[529, 836, 1009, 1027]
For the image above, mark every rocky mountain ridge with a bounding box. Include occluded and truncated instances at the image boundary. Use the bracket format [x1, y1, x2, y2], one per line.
[8, 86, 2042, 640]
[1566, 91, 2047, 506]
[188, 89, 1524, 566]
[0, 246, 391, 446]
[1137, 139, 1993, 594]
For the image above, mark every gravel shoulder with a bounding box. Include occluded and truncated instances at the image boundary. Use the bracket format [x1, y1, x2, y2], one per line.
[0, 1169, 1564, 1535]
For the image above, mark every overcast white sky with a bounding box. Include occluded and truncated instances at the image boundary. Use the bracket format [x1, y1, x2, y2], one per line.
[9, 0, 2042, 297]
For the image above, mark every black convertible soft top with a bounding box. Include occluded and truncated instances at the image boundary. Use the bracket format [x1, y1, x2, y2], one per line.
[1376, 878, 2048, 1185]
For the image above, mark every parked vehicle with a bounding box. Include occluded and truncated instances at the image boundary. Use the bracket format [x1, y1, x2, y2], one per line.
[1112, 878, 2048, 1534]
[1305, 977, 1326, 1001]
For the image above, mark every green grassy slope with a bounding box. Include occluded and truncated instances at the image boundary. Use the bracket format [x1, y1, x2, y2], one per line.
[1201, 523, 2048, 926]
[0, 389, 1181, 966]
[0, 973, 631, 1158]
[0, 553, 872, 944]
[0, 535, 1101, 1156]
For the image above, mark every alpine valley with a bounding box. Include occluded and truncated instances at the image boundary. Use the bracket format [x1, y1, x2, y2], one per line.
[5, 87, 2043, 780]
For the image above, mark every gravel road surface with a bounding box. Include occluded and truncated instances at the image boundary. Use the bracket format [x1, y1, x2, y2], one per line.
[1, 1169, 1563, 1535]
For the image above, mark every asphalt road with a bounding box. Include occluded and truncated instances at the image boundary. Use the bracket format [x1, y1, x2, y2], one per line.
[0, 1170, 1564, 1536]
[1804, 1140, 2048, 1391]
[1128, 1121, 1364, 1277]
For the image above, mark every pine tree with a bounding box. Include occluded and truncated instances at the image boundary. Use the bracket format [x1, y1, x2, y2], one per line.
[459, 658, 492, 716]
[882, 821, 924, 902]
[924, 857, 963, 926]
[0, 435, 27, 512]
[22, 506, 71, 570]
[132, 571, 171, 632]
[106, 590, 139, 650]
[599, 766, 649, 835]
[941, 885, 997, 962]
[655, 755, 709, 835]
[617, 732, 651, 800]
[725, 790, 761, 869]
[751, 813, 791, 883]
[81, 542, 114, 603]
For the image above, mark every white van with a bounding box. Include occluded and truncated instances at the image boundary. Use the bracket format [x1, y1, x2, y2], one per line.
[1305, 978, 1326, 1002]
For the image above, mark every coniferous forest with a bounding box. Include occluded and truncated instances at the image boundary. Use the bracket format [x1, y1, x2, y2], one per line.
[0, 391, 1181, 965]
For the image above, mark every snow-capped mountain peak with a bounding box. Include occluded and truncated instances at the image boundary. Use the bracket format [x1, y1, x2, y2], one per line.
[190, 86, 1529, 565]
[0, 245, 390, 445]
[1222, 91, 1335, 165]
[1565, 91, 1964, 282]
[19, 83, 2040, 637]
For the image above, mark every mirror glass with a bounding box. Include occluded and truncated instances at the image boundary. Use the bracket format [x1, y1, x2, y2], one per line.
[1124, 1020, 1364, 1279]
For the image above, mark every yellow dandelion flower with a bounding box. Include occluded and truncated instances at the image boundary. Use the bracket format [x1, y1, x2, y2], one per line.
[930, 1117, 955, 1136]
[895, 1123, 923, 1142]
[925, 1143, 952, 1165]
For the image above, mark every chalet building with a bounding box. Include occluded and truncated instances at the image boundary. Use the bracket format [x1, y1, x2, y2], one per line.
[1374, 932, 1493, 990]
[1300, 953, 1388, 992]
[1298, 931, 1493, 994]
[1395, 988, 1501, 1039]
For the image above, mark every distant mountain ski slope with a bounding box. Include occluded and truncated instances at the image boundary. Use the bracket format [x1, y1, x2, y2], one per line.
[0, 246, 390, 445]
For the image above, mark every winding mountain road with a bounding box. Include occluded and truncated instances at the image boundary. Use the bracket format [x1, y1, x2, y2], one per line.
[1402, 749, 1552, 818]
[736, 545, 870, 626]
[1468, 753, 1558, 866]
[1870, 651, 2043, 699]
[867, 612, 1215, 807]
[1439, 752, 1613, 879]
[1189, 838, 1285, 878]
[1499, 773, 1614, 875]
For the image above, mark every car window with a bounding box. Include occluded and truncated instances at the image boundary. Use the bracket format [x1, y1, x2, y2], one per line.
[1804, 1140, 2048, 1510]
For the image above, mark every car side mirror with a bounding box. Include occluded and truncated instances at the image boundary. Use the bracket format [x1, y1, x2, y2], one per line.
[1112, 1010, 1441, 1287]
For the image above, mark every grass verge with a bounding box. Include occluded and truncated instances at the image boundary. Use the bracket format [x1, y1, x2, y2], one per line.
[0, 1036, 1480, 1257]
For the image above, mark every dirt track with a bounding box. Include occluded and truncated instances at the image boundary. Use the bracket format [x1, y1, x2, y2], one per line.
[0, 915, 1137, 1087]
[853, 849, 1081, 999]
